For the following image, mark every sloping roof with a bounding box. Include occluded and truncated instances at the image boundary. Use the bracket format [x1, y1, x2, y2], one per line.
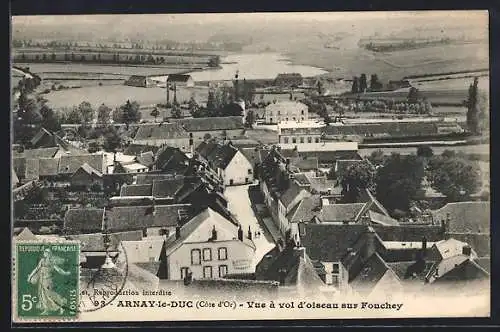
[30, 128, 55, 148]
[152, 178, 185, 198]
[434, 258, 490, 283]
[317, 203, 365, 223]
[64, 208, 105, 234]
[300, 223, 368, 261]
[172, 116, 244, 132]
[349, 253, 392, 297]
[15, 227, 37, 240]
[256, 247, 323, 289]
[307, 176, 338, 194]
[166, 74, 192, 83]
[287, 195, 322, 223]
[368, 210, 399, 226]
[134, 122, 189, 140]
[239, 148, 261, 166]
[120, 184, 153, 197]
[372, 224, 444, 242]
[67, 231, 143, 252]
[107, 204, 192, 231]
[15, 147, 59, 159]
[431, 202, 490, 234]
[136, 173, 178, 184]
[24, 158, 40, 181]
[354, 189, 390, 221]
[137, 151, 155, 167]
[446, 233, 490, 258]
[195, 141, 218, 159]
[12, 168, 19, 187]
[13, 157, 26, 180]
[265, 101, 308, 114]
[279, 182, 308, 210]
[39, 158, 60, 177]
[58, 154, 106, 174]
[290, 157, 318, 171]
[155, 146, 189, 171]
[75, 163, 103, 178]
[124, 144, 160, 156]
[292, 173, 311, 186]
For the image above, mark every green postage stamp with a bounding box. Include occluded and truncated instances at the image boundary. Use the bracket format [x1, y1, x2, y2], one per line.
[13, 241, 80, 321]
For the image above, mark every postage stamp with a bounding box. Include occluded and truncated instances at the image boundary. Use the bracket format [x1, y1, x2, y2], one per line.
[13, 241, 80, 321]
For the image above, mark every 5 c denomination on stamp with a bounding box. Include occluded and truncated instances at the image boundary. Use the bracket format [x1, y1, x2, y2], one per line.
[13, 241, 80, 321]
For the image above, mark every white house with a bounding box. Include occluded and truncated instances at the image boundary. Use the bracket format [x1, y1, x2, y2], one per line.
[195, 141, 254, 186]
[265, 101, 309, 124]
[157, 207, 256, 280]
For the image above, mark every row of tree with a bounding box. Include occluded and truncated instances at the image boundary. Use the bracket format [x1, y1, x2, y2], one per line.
[351, 74, 383, 93]
[335, 147, 483, 217]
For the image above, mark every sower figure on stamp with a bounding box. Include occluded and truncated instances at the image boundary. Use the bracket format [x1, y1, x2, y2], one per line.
[27, 248, 71, 315]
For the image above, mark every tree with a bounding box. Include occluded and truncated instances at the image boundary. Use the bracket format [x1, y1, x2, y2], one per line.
[370, 74, 382, 91]
[407, 87, 420, 104]
[340, 160, 376, 203]
[375, 153, 425, 214]
[77, 101, 94, 125]
[39, 105, 61, 132]
[119, 100, 141, 128]
[416, 145, 434, 158]
[427, 156, 482, 201]
[466, 77, 488, 135]
[359, 74, 367, 93]
[66, 107, 83, 124]
[207, 90, 216, 113]
[368, 149, 385, 167]
[244, 109, 255, 128]
[171, 105, 182, 119]
[188, 96, 199, 112]
[150, 107, 160, 122]
[351, 76, 359, 93]
[102, 127, 122, 153]
[97, 103, 112, 126]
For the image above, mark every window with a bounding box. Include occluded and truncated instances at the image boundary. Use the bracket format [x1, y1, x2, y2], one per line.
[307, 137, 312, 143]
[292, 138, 297, 144]
[219, 265, 228, 278]
[278, 111, 281, 115]
[315, 138, 320, 143]
[286, 118, 289, 121]
[300, 137, 304, 143]
[248, 169, 252, 174]
[203, 248, 212, 261]
[301, 117, 304, 121]
[203, 266, 213, 279]
[191, 249, 201, 265]
[332, 263, 340, 274]
[293, 117, 296, 121]
[270, 117, 273, 123]
[301, 110, 305, 115]
[180, 267, 189, 279]
[218, 247, 228, 260]
[284, 137, 289, 144]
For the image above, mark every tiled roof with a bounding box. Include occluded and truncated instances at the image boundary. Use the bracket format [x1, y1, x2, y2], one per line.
[76, 163, 103, 178]
[137, 151, 155, 167]
[290, 157, 318, 171]
[120, 184, 153, 197]
[134, 122, 189, 140]
[67, 231, 143, 252]
[172, 116, 244, 132]
[239, 148, 260, 166]
[136, 173, 178, 184]
[430, 202, 490, 234]
[63, 208, 105, 234]
[307, 176, 338, 194]
[372, 224, 444, 242]
[155, 146, 189, 172]
[14, 147, 59, 159]
[300, 223, 368, 261]
[12, 168, 19, 186]
[474, 257, 490, 273]
[265, 101, 308, 114]
[433, 258, 489, 283]
[292, 173, 311, 186]
[30, 128, 54, 148]
[39, 158, 60, 176]
[195, 141, 218, 159]
[152, 178, 185, 198]
[107, 204, 192, 231]
[13, 157, 26, 180]
[166, 74, 192, 82]
[256, 246, 323, 289]
[24, 158, 40, 181]
[368, 211, 400, 226]
[349, 253, 391, 297]
[287, 195, 322, 223]
[279, 182, 308, 210]
[197, 142, 240, 170]
[124, 144, 159, 156]
[58, 154, 106, 174]
[446, 233, 490, 258]
[317, 203, 365, 222]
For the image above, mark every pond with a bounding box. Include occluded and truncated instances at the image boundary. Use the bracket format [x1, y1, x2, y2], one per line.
[188, 52, 328, 82]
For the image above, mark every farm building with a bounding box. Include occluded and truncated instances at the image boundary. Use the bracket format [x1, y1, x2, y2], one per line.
[132, 122, 191, 152]
[265, 101, 309, 124]
[166, 74, 195, 87]
[125, 75, 156, 88]
[171, 116, 245, 143]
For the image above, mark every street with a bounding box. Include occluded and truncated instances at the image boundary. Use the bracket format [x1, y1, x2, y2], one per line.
[224, 184, 276, 270]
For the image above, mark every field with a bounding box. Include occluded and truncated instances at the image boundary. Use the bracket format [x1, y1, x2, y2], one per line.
[359, 144, 489, 157]
[44, 85, 210, 110]
[287, 42, 488, 82]
[344, 89, 470, 105]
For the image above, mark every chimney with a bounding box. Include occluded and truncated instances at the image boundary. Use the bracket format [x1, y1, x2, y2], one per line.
[175, 224, 181, 239]
[294, 247, 306, 259]
[462, 245, 471, 256]
[363, 226, 377, 259]
[247, 225, 252, 240]
[237, 225, 243, 241]
[211, 225, 217, 241]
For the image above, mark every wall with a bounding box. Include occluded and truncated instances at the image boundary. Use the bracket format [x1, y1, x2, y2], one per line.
[168, 240, 255, 280]
[133, 137, 191, 152]
[222, 151, 254, 186]
[278, 189, 311, 237]
[265, 108, 308, 124]
[70, 170, 102, 189]
[190, 129, 244, 142]
[279, 134, 322, 145]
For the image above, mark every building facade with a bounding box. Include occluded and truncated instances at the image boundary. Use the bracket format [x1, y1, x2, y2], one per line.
[265, 101, 309, 124]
